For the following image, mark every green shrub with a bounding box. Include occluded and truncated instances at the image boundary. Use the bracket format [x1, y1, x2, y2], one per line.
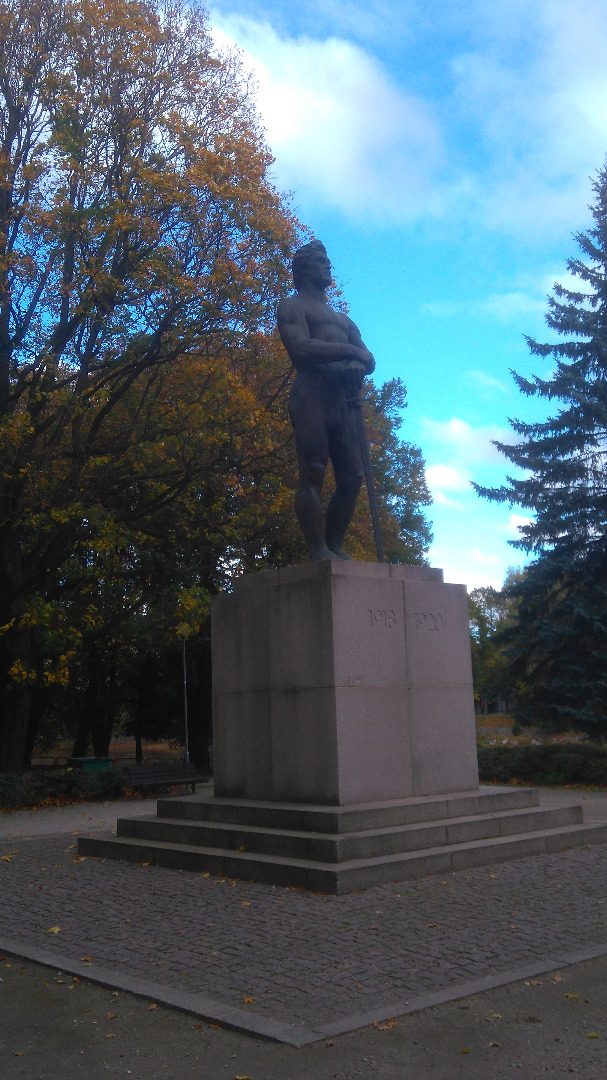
[0, 766, 129, 809]
[477, 742, 607, 787]
[0, 773, 24, 807]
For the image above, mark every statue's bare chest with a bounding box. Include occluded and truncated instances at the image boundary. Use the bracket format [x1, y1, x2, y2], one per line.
[303, 301, 350, 343]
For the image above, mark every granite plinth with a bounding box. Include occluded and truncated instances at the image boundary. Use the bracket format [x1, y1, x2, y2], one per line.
[78, 786, 607, 894]
[211, 561, 479, 805]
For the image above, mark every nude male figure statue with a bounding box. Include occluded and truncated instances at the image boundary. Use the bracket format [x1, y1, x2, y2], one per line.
[277, 240, 375, 561]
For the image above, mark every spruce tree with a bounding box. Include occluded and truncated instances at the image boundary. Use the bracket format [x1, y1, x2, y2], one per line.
[476, 164, 607, 735]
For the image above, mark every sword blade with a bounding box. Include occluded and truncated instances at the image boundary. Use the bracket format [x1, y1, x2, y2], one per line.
[352, 394, 385, 563]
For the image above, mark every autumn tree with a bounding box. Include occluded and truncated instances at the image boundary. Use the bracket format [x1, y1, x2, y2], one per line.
[468, 573, 520, 715]
[0, 0, 301, 770]
[0, 0, 434, 773]
[476, 164, 607, 736]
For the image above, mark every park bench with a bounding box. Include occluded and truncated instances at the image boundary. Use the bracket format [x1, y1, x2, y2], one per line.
[127, 762, 205, 793]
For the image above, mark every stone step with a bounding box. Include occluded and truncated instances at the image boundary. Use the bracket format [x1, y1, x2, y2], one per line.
[116, 803, 583, 862]
[156, 785, 541, 833]
[78, 820, 607, 895]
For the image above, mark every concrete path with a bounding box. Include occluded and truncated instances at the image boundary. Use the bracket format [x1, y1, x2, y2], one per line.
[0, 794, 162, 840]
[1, 787, 607, 1051]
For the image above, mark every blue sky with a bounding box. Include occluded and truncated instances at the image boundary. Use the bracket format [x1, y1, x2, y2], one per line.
[208, 0, 607, 590]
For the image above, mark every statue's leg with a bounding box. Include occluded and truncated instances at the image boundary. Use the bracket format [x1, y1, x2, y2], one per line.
[325, 412, 363, 559]
[289, 377, 338, 562]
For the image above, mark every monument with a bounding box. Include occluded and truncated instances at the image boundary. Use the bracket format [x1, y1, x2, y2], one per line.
[212, 242, 482, 803]
[276, 239, 376, 562]
[79, 244, 605, 892]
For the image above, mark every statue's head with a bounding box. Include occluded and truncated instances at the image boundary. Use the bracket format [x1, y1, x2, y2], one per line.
[292, 240, 330, 290]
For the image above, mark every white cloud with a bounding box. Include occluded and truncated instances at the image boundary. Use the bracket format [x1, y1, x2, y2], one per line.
[446, 0, 607, 237]
[425, 463, 469, 491]
[210, 16, 443, 224]
[422, 417, 512, 467]
[469, 548, 501, 565]
[210, 0, 607, 236]
[433, 492, 465, 510]
[475, 292, 546, 321]
[466, 370, 510, 395]
[300, 0, 417, 48]
[428, 544, 505, 590]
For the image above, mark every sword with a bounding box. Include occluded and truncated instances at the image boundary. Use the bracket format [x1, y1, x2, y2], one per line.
[347, 375, 385, 563]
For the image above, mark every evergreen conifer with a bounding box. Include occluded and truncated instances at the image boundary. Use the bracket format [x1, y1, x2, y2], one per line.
[476, 164, 607, 735]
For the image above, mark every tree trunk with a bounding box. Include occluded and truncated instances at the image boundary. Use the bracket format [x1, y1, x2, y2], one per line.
[23, 673, 49, 767]
[0, 627, 34, 773]
[71, 714, 90, 759]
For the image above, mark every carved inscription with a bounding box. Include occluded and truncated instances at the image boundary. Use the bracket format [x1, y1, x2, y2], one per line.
[414, 612, 444, 632]
[369, 609, 397, 629]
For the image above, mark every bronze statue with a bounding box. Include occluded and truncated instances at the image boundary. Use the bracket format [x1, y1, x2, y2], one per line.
[277, 240, 375, 561]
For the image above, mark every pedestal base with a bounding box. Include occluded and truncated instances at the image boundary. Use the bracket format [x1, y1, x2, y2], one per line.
[79, 785, 607, 895]
[211, 561, 479, 804]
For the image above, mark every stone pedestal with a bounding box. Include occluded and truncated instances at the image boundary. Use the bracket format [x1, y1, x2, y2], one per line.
[81, 564, 601, 892]
[211, 561, 478, 805]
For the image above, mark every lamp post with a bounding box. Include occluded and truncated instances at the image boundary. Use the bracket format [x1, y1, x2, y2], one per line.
[181, 634, 190, 765]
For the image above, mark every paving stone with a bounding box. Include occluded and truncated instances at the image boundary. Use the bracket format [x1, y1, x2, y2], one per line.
[1, 829, 607, 1033]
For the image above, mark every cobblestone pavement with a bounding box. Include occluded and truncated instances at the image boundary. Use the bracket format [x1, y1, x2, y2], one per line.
[1, 796, 607, 1041]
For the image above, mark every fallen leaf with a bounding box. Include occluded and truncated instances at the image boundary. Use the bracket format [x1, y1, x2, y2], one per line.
[586, 1033, 600, 1039]
[326, 1039, 335, 1046]
[373, 1018, 397, 1030]
[46, 926, 60, 934]
[65, 845, 76, 851]
[148, 1004, 157, 1011]
[508, 924, 517, 930]
[236, 845, 245, 851]
[1, 856, 12, 862]
[209, 1023, 220, 1029]
[525, 979, 542, 986]
[106, 1012, 116, 1020]
[553, 973, 563, 983]
[426, 923, 437, 928]
[566, 993, 580, 1000]
[243, 997, 254, 1004]
[72, 857, 87, 863]
[488, 874, 496, 879]
[527, 1016, 542, 1023]
[234, 1075, 253, 1079]
[489, 1041, 501, 1048]
[139, 862, 150, 867]
[14, 1052, 23, 1057]
[355, 983, 363, 989]
[80, 957, 93, 962]
[241, 902, 251, 907]
[460, 1048, 470, 1054]
[104, 1033, 115, 1039]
